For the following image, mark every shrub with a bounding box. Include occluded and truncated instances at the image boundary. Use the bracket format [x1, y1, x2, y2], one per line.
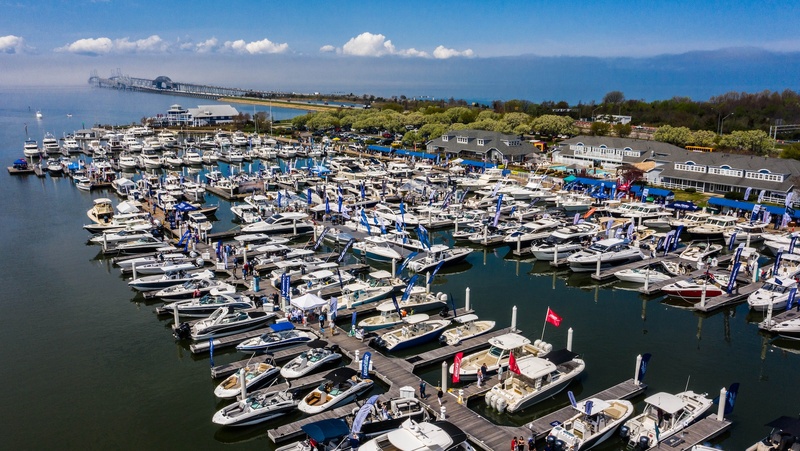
[724, 191, 744, 200]
[684, 187, 696, 193]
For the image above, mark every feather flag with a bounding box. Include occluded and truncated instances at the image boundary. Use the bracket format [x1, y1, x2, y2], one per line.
[743, 187, 752, 201]
[452, 352, 463, 384]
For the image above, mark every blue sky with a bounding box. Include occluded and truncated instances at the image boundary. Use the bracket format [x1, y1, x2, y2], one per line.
[2, 0, 799, 102]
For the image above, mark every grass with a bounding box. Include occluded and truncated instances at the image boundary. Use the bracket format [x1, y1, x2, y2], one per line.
[672, 190, 711, 205]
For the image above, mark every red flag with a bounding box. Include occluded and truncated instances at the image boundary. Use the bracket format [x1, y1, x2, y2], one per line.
[546, 308, 563, 327]
[508, 351, 521, 375]
[452, 352, 463, 384]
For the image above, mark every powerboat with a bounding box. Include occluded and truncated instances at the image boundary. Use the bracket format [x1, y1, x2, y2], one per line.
[120, 258, 199, 276]
[274, 418, 351, 451]
[105, 236, 167, 254]
[241, 212, 314, 235]
[374, 290, 448, 316]
[758, 309, 800, 336]
[86, 198, 115, 224]
[128, 269, 214, 292]
[502, 217, 562, 245]
[747, 277, 798, 312]
[348, 395, 429, 438]
[116, 253, 188, 272]
[297, 367, 374, 414]
[745, 415, 800, 451]
[235, 322, 314, 353]
[687, 215, 739, 240]
[337, 270, 401, 310]
[438, 314, 496, 346]
[679, 241, 722, 262]
[723, 222, 769, 245]
[352, 236, 403, 263]
[407, 245, 473, 273]
[373, 314, 451, 352]
[213, 361, 281, 399]
[660, 273, 729, 299]
[545, 397, 635, 451]
[358, 419, 474, 451]
[89, 229, 153, 245]
[484, 349, 585, 413]
[449, 333, 552, 382]
[530, 222, 601, 261]
[153, 278, 235, 300]
[280, 340, 342, 379]
[297, 269, 355, 296]
[157, 293, 252, 317]
[621, 390, 713, 450]
[212, 389, 298, 427]
[567, 238, 644, 273]
[614, 266, 672, 284]
[185, 307, 277, 341]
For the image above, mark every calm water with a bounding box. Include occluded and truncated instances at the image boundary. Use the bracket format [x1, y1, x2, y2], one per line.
[0, 87, 797, 450]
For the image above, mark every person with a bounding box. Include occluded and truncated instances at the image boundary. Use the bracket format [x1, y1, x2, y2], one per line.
[419, 380, 427, 399]
[437, 387, 443, 406]
[242, 261, 249, 280]
[511, 437, 518, 451]
[527, 436, 536, 451]
[480, 363, 488, 384]
[381, 403, 391, 420]
[272, 292, 280, 307]
[319, 310, 326, 329]
[477, 368, 483, 387]
[517, 437, 525, 451]
[193, 287, 201, 298]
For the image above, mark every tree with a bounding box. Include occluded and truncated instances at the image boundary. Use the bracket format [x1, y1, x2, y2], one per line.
[613, 123, 632, 138]
[531, 114, 576, 137]
[719, 130, 773, 154]
[781, 143, 800, 160]
[602, 91, 625, 105]
[616, 163, 644, 184]
[590, 121, 611, 136]
[653, 125, 692, 146]
[691, 129, 717, 147]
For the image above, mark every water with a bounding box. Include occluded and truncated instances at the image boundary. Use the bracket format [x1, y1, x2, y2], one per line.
[1, 87, 797, 450]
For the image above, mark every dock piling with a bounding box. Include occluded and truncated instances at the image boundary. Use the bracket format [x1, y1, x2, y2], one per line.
[567, 327, 573, 351]
[239, 368, 247, 400]
[634, 354, 642, 385]
[426, 272, 431, 293]
[465, 287, 471, 311]
[511, 305, 518, 332]
[716, 386, 727, 421]
[442, 361, 448, 393]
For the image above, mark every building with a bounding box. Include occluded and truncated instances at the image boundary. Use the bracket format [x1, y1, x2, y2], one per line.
[425, 129, 537, 164]
[161, 104, 239, 126]
[554, 135, 799, 206]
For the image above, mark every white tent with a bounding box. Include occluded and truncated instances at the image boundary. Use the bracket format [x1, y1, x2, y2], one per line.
[290, 292, 327, 310]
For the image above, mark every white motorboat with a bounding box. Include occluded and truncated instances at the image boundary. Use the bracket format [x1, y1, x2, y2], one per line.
[42, 132, 59, 154]
[297, 367, 374, 414]
[280, 341, 342, 379]
[660, 273, 730, 299]
[153, 278, 235, 300]
[545, 397, 635, 451]
[241, 212, 314, 235]
[348, 395, 430, 438]
[75, 176, 94, 191]
[449, 333, 552, 382]
[120, 257, 199, 275]
[668, 211, 711, 230]
[184, 307, 277, 341]
[338, 270, 401, 309]
[115, 252, 188, 272]
[747, 277, 798, 312]
[128, 269, 214, 291]
[567, 238, 644, 273]
[86, 198, 115, 224]
[214, 361, 281, 399]
[373, 314, 451, 352]
[438, 314, 496, 346]
[621, 390, 714, 450]
[157, 293, 252, 317]
[106, 236, 170, 254]
[236, 322, 314, 353]
[679, 241, 722, 262]
[530, 222, 601, 261]
[89, 229, 152, 245]
[723, 222, 769, 244]
[374, 290, 448, 317]
[352, 236, 403, 263]
[358, 419, 474, 451]
[485, 349, 585, 413]
[23, 138, 39, 157]
[502, 217, 563, 245]
[614, 266, 672, 284]
[407, 245, 473, 273]
[687, 215, 739, 240]
[759, 309, 800, 336]
[212, 389, 298, 427]
[297, 269, 355, 296]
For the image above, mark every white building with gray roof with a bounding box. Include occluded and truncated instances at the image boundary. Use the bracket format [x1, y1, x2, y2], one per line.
[426, 129, 537, 163]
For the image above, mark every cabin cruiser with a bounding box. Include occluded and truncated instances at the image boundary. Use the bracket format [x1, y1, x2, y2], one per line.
[759, 309, 800, 335]
[23, 138, 40, 157]
[157, 293, 251, 317]
[621, 390, 714, 450]
[352, 236, 403, 263]
[373, 314, 451, 352]
[438, 314, 496, 346]
[449, 333, 552, 382]
[567, 238, 644, 273]
[484, 349, 585, 413]
[86, 198, 115, 224]
[183, 306, 277, 341]
[358, 419, 474, 451]
[153, 278, 235, 300]
[614, 266, 671, 284]
[236, 322, 314, 353]
[546, 397, 635, 451]
[337, 270, 401, 309]
[115, 252, 188, 272]
[660, 273, 730, 299]
[668, 211, 711, 230]
[119, 258, 198, 275]
[530, 222, 600, 261]
[241, 212, 314, 235]
[747, 277, 798, 312]
[373, 203, 420, 226]
[297, 367, 373, 414]
[128, 269, 215, 292]
[723, 221, 769, 245]
[407, 245, 473, 273]
[687, 215, 739, 240]
[212, 389, 298, 427]
[280, 341, 342, 379]
[41, 132, 60, 154]
[502, 217, 563, 245]
[762, 232, 800, 256]
[214, 361, 281, 399]
[104, 236, 168, 254]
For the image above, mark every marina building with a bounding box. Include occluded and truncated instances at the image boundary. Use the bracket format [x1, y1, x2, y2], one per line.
[426, 129, 537, 164]
[162, 104, 239, 126]
[554, 135, 799, 206]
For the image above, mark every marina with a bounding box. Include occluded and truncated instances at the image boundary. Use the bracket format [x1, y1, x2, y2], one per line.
[2, 86, 799, 451]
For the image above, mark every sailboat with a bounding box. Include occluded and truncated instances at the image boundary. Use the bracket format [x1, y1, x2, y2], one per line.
[36, 110, 43, 119]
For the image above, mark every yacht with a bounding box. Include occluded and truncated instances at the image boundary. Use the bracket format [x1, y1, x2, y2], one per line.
[42, 132, 60, 154]
[212, 389, 298, 427]
[358, 419, 475, 451]
[373, 314, 451, 352]
[337, 270, 401, 309]
[449, 333, 552, 382]
[241, 212, 314, 235]
[128, 269, 214, 292]
[157, 293, 252, 317]
[546, 397, 635, 451]
[567, 238, 644, 273]
[407, 245, 473, 273]
[153, 279, 236, 301]
[235, 322, 314, 353]
[747, 277, 798, 312]
[502, 217, 563, 245]
[621, 390, 714, 450]
[297, 367, 374, 414]
[86, 197, 115, 224]
[352, 236, 403, 263]
[668, 211, 711, 230]
[185, 307, 277, 341]
[438, 314, 496, 346]
[484, 349, 585, 413]
[23, 138, 40, 157]
[280, 341, 343, 379]
[687, 215, 739, 240]
[723, 221, 769, 245]
[679, 241, 722, 262]
[530, 222, 600, 261]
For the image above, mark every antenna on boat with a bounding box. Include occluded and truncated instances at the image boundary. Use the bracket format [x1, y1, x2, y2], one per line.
[684, 374, 691, 394]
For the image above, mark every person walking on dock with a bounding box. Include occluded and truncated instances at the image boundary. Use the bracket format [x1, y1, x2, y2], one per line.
[419, 380, 427, 399]
[437, 387, 443, 405]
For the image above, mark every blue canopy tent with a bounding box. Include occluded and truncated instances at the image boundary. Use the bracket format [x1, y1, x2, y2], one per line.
[367, 145, 392, 153]
[458, 159, 496, 169]
[629, 185, 674, 201]
[393, 149, 438, 160]
[707, 197, 800, 218]
[300, 418, 350, 443]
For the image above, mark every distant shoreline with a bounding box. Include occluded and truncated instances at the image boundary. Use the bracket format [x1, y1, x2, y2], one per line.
[217, 97, 349, 112]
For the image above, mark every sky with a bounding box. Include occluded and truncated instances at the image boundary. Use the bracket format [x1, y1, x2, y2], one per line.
[2, 0, 800, 103]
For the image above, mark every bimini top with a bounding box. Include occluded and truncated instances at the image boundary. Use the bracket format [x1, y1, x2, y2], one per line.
[323, 367, 359, 384]
[488, 333, 531, 350]
[643, 392, 687, 415]
[269, 322, 295, 332]
[574, 398, 611, 415]
[300, 418, 350, 443]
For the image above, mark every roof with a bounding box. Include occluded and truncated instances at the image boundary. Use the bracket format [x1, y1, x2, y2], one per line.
[575, 398, 611, 415]
[369, 270, 393, 279]
[644, 392, 687, 414]
[517, 356, 557, 378]
[629, 186, 674, 197]
[300, 418, 350, 442]
[707, 197, 799, 218]
[427, 129, 537, 157]
[402, 313, 430, 324]
[454, 314, 479, 323]
[187, 104, 239, 117]
[489, 333, 531, 350]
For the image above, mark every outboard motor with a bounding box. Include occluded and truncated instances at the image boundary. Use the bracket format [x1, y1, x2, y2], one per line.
[638, 436, 650, 449]
[553, 439, 565, 451]
[545, 435, 556, 449]
[173, 322, 191, 340]
[619, 425, 630, 438]
[329, 344, 340, 353]
[439, 307, 450, 318]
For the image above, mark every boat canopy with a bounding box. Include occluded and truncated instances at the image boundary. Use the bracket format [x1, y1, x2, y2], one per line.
[574, 397, 611, 415]
[306, 339, 328, 349]
[269, 322, 295, 332]
[300, 418, 350, 443]
[369, 270, 393, 280]
[488, 333, 531, 350]
[765, 416, 800, 436]
[454, 314, 479, 324]
[516, 356, 557, 378]
[402, 313, 430, 325]
[643, 392, 687, 415]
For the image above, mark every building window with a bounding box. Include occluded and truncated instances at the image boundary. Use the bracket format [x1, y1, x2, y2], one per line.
[674, 163, 707, 173]
[442, 135, 449, 142]
[477, 139, 484, 146]
[457, 136, 468, 144]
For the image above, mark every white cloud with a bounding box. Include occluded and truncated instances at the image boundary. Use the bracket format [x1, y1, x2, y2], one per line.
[398, 48, 429, 58]
[57, 37, 113, 56]
[342, 32, 395, 56]
[222, 38, 288, 54]
[114, 35, 168, 53]
[57, 35, 168, 55]
[0, 35, 31, 54]
[319, 44, 336, 53]
[195, 38, 219, 53]
[432, 45, 474, 59]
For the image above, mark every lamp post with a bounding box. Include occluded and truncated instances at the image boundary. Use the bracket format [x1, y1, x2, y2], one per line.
[720, 113, 734, 136]
[591, 107, 602, 122]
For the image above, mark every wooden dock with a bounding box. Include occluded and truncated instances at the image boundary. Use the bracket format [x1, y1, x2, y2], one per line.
[691, 282, 760, 312]
[660, 414, 732, 450]
[525, 379, 647, 441]
[268, 401, 362, 443]
[402, 327, 512, 372]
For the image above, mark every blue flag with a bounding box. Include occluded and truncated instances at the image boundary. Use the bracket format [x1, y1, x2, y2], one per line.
[360, 209, 372, 234]
[727, 262, 741, 293]
[428, 260, 445, 284]
[744, 187, 752, 201]
[307, 188, 312, 206]
[351, 311, 357, 327]
[361, 352, 371, 379]
[360, 182, 366, 200]
[638, 353, 652, 382]
[567, 391, 577, 408]
[401, 275, 419, 302]
[391, 292, 402, 317]
[787, 288, 797, 310]
[337, 194, 343, 214]
[734, 244, 744, 264]
[773, 250, 783, 275]
[352, 395, 380, 433]
[338, 238, 356, 263]
[325, 194, 330, 214]
[397, 251, 419, 275]
[728, 232, 738, 250]
[209, 338, 215, 367]
[790, 235, 798, 254]
[313, 227, 329, 250]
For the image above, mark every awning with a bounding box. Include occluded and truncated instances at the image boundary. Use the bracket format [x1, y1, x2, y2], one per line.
[708, 197, 798, 218]
[629, 186, 673, 197]
[458, 159, 496, 169]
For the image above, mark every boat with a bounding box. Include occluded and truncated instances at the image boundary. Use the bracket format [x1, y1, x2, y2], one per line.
[620, 390, 714, 450]
[352, 236, 403, 263]
[373, 314, 451, 352]
[668, 211, 711, 230]
[274, 418, 351, 451]
[747, 277, 798, 312]
[374, 290, 448, 316]
[213, 361, 281, 399]
[745, 415, 800, 451]
[758, 309, 800, 335]
[105, 236, 168, 254]
[128, 269, 215, 291]
[348, 394, 430, 438]
[723, 222, 769, 245]
[545, 397, 635, 451]
[614, 266, 672, 284]
[686, 215, 739, 240]
[567, 238, 644, 273]
[157, 293, 252, 317]
[297, 367, 374, 414]
[74, 176, 94, 191]
[297, 269, 355, 296]
[280, 340, 343, 379]
[212, 389, 298, 427]
[86, 198, 115, 224]
[89, 229, 152, 245]
[119, 258, 198, 275]
[530, 222, 600, 261]
[679, 241, 723, 262]
[241, 212, 314, 235]
[337, 270, 401, 310]
[183, 306, 277, 341]
[502, 217, 562, 245]
[484, 349, 585, 413]
[154, 278, 236, 300]
[660, 273, 730, 300]
[46, 158, 63, 175]
[407, 245, 473, 273]
[358, 419, 475, 451]
[438, 314, 496, 346]
[116, 252, 188, 272]
[42, 132, 59, 154]
[235, 322, 314, 353]
[449, 332, 552, 382]
[23, 138, 40, 157]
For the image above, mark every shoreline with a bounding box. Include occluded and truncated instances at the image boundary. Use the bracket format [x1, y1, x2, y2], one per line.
[217, 97, 352, 112]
